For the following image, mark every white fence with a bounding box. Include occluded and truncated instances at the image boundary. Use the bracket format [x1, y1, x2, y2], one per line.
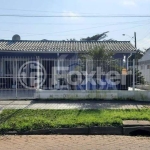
[0, 57, 149, 100]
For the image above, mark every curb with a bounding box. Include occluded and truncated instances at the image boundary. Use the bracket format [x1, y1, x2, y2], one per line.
[51, 128, 89, 135]
[1, 126, 150, 136]
[24, 128, 89, 135]
[1, 126, 122, 135]
[90, 126, 123, 135]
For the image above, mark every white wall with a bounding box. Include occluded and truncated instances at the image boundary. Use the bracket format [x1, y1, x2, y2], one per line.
[35, 90, 150, 101]
[139, 49, 150, 84]
[138, 64, 150, 84]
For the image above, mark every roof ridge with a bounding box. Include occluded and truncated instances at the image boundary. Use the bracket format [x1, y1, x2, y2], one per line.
[0, 40, 131, 43]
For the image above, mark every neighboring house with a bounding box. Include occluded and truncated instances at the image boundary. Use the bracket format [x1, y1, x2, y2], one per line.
[139, 48, 150, 84]
[0, 35, 136, 90]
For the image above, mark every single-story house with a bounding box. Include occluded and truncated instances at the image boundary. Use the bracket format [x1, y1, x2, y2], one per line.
[139, 48, 150, 84]
[0, 35, 136, 90]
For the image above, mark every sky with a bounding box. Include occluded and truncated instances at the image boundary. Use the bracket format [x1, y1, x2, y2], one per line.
[0, 0, 150, 50]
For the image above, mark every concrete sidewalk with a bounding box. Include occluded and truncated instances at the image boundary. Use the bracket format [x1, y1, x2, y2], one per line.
[0, 100, 150, 110]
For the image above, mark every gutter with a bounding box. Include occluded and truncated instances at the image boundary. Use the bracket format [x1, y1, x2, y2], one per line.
[127, 53, 133, 70]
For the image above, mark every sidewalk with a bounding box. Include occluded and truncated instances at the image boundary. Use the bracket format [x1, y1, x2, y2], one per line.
[0, 100, 150, 111]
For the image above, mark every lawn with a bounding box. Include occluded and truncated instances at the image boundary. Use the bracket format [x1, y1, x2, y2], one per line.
[0, 109, 150, 132]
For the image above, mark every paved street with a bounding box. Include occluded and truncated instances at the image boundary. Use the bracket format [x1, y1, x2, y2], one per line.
[0, 100, 150, 111]
[0, 135, 150, 150]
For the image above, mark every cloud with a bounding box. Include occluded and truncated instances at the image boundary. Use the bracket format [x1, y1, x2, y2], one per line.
[62, 11, 80, 17]
[61, 11, 82, 22]
[122, 0, 136, 6]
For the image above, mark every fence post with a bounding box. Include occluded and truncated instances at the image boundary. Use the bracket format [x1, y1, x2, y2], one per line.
[133, 59, 135, 91]
[15, 58, 18, 99]
[36, 56, 40, 90]
[86, 59, 88, 91]
[57, 53, 60, 90]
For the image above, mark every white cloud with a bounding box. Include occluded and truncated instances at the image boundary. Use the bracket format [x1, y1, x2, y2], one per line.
[61, 11, 82, 22]
[122, 0, 136, 6]
[62, 11, 80, 17]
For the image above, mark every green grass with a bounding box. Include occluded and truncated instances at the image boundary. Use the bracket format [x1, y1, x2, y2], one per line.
[0, 109, 150, 132]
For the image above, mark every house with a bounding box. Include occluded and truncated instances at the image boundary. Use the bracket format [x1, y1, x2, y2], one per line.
[0, 35, 136, 90]
[139, 48, 150, 84]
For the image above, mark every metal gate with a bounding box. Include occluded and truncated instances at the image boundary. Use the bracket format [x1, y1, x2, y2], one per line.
[0, 57, 37, 99]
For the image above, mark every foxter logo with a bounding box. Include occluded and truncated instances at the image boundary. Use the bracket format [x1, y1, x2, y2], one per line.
[18, 61, 46, 89]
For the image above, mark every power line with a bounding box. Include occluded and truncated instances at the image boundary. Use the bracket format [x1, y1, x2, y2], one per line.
[0, 20, 148, 36]
[1, 23, 150, 45]
[137, 30, 150, 41]
[0, 19, 149, 25]
[138, 36, 150, 44]
[0, 19, 150, 42]
[0, 21, 149, 37]
[0, 8, 57, 13]
[0, 8, 92, 14]
[0, 8, 148, 16]
[20, 22, 150, 37]
[0, 14, 150, 18]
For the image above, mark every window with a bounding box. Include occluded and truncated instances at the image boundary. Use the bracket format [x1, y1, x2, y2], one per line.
[147, 65, 150, 69]
[4, 59, 26, 76]
[141, 65, 144, 70]
[4, 61, 13, 76]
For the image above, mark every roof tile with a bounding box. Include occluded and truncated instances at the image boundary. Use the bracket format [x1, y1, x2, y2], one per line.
[0, 40, 136, 53]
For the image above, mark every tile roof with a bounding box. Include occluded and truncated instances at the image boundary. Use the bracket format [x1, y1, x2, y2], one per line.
[0, 40, 136, 53]
[139, 48, 150, 62]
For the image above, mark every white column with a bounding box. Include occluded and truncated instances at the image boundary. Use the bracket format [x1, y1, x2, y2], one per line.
[0, 58, 4, 76]
[86, 59, 88, 90]
[133, 59, 135, 91]
[57, 53, 60, 89]
[15, 58, 18, 98]
[127, 60, 129, 70]
[36, 57, 40, 90]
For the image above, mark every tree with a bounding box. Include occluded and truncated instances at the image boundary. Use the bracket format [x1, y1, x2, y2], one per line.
[85, 46, 113, 60]
[79, 46, 122, 74]
[128, 49, 145, 68]
[62, 38, 76, 41]
[80, 31, 109, 41]
[127, 69, 145, 86]
[135, 69, 145, 84]
[67, 38, 76, 41]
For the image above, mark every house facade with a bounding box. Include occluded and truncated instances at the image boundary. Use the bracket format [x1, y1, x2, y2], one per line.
[139, 48, 150, 84]
[0, 35, 136, 91]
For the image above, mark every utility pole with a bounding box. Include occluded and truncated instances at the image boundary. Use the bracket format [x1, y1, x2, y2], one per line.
[134, 32, 137, 49]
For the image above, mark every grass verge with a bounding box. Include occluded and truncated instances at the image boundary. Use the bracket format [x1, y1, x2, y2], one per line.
[0, 109, 150, 132]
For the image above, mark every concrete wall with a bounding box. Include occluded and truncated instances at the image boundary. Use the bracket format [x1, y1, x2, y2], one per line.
[35, 90, 150, 101]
